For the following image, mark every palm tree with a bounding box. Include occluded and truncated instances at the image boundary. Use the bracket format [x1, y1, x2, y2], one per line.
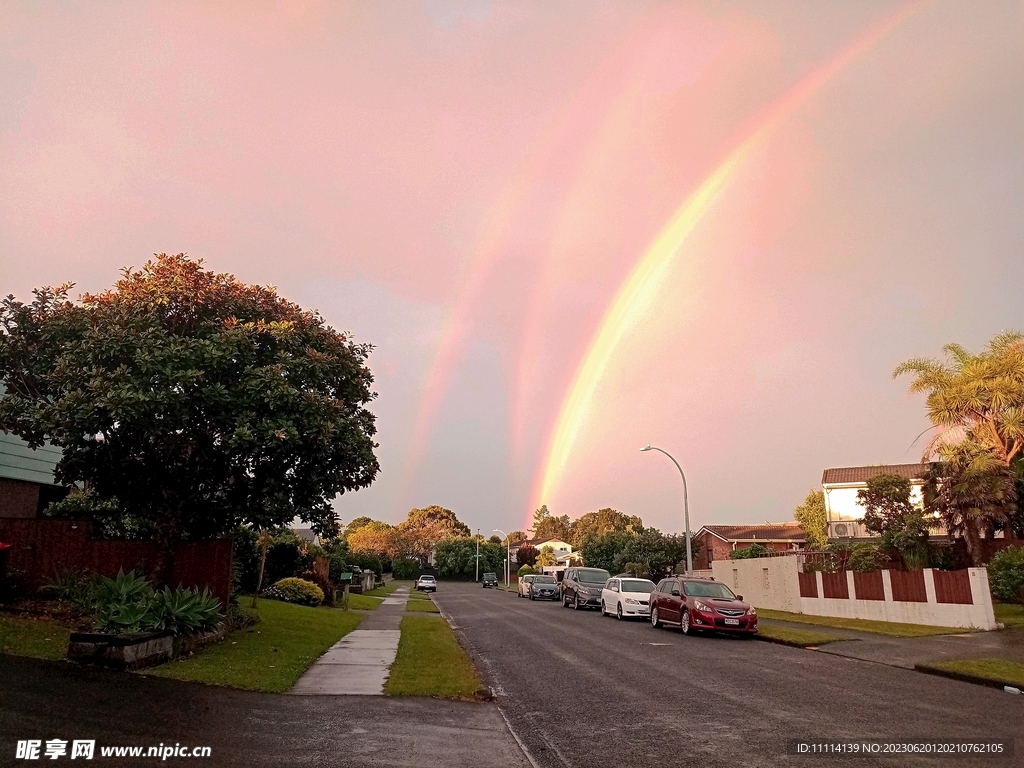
[894, 332, 1024, 465]
[896, 332, 1024, 564]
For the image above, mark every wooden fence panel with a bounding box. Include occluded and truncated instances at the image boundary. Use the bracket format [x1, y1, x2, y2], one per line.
[821, 571, 849, 599]
[932, 569, 973, 605]
[798, 571, 818, 598]
[0, 519, 231, 609]
[889, 569, 927, 602]
[852, 570, 885, 601]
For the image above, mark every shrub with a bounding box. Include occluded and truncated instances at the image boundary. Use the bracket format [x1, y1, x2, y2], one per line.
[392, 557, 418, 580]
[847, 544, 885, 572]
[622, 562, 648, 578]
[265, 577, 324, 607]
[988, 546, 1024, 603]
[89, 570, 223, 635]
[730, 544, 770, 560]
[517, 564, 535, 577]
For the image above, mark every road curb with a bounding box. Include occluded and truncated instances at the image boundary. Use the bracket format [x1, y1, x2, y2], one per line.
[914, 663, 1024, 694]
[753, 634, 820, 649]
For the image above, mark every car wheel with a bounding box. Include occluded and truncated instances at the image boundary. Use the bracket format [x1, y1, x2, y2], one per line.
[680, 609, 692, 635]
[562, 593, 569, 607]
[616, 603, 623, 621]
[651, 607, 661, 628]
[529, 593, 535, 601]
[572, 594, 580, 610]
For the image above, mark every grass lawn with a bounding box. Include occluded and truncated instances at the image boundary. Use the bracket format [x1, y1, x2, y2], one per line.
[0, 614, 71, 660]
[342, 593, 383, 611]
[756, 623, 845, 648]
[407, 589, 432, 600]
[364, 581, 406, 598]
[993, 602, 1024, 629]
[926, 658, 1024, 689]
[756, 609, 962, 637]
[405, 598, 440, 613]
[147, 598, 362, 692]
[384, 615, 483, 698]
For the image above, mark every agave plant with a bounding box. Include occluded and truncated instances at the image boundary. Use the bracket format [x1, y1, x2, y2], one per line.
[149, 587, 222, 635]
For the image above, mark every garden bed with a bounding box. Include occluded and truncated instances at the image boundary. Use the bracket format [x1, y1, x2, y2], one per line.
[68, 630, 175, 670]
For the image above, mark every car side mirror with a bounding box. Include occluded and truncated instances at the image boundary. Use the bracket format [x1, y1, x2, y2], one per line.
[671, 589, 680, 597]
[736, 595, 743, 601]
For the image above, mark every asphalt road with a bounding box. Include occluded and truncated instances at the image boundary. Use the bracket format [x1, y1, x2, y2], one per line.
[0, 653, 530, 768]
[434, 581, 1024, 768]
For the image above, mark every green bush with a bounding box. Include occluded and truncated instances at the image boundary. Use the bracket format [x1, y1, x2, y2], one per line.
[517, 564, 535, 577]
[988, 546, 1024, 603]
[87, 570, 223, 635]
[730, 544, 770, 560]
[266, 577, 324, 607]
[392, 557, 418, 580]
[847, 544, 885, 572]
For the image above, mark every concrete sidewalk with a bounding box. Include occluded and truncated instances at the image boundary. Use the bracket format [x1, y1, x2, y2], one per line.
[290, 586, 410, 695]
[761, 617, 1024, 669]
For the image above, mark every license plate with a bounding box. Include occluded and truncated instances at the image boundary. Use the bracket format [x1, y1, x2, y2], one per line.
[724, 618, 740, 626]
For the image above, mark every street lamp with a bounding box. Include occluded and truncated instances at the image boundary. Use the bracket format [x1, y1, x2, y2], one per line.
[475, 528, 480, 582]
[641, 445, 692, 575]
[493, 529, 510, 588]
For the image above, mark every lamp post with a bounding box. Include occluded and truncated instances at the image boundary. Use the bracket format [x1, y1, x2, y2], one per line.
[475, 528, 480, 582]
[493, 529, 510, 588]
[641, 444, 692, 575]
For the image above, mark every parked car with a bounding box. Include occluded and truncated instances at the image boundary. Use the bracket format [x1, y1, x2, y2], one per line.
[560, 567, 611, 610]
[483, 572, 499, 589]
[527, 574, 558, 601]
[415, 575, 437, 592]
[649, 576, 756, 636]
[516, 574, 535, 596]
[601, 577, 656, 619]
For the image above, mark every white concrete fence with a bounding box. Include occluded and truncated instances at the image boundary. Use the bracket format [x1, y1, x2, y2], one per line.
[710, 555, 997, 630]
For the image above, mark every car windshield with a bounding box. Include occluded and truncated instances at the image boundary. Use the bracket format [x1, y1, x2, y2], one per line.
[522, 575, 535, 583]
[683, 581, 735, 599]
[483, 573, 496, 578]
[533, 576, 555, 584]
[578, 569, 611, 583]
[620, 579, 655, 594]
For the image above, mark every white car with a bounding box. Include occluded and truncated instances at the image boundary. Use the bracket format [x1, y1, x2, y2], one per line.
[601, 576, 656, 620]
[415, 575, 437, 592]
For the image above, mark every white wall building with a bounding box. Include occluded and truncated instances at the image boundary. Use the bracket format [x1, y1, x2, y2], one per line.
[821, 463, 934, 540]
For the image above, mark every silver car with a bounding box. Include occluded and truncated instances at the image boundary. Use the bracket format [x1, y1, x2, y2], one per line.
[527, 574, 559, 601]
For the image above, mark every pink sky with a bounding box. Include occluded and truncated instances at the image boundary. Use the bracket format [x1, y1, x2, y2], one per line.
[2, 1, 1022, 535]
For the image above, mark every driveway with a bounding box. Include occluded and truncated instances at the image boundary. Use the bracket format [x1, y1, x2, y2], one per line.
[435, 581, 1023, 768]
[0, 653, 530, 767]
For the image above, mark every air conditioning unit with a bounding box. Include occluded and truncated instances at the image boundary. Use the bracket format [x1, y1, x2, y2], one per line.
[831, 520, 863, 538]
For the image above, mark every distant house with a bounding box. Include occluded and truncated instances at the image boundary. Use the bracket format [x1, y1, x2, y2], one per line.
[821, 463, 933, 541]
[509, 537, 573, 565]
[290, 528, 319, 545]
[0, 384, 67, 518]
[691, 523, 806, 570]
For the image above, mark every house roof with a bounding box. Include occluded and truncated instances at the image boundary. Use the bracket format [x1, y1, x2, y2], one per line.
[512, 537, 570, 549]
[290, 528, 318, 544]
[698, 523, 806, 542]
[821, 463, 931, 485]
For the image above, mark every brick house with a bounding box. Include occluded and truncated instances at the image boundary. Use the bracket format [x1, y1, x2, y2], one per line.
[690, 523, 806, 570]
[0, 386, 67, 517]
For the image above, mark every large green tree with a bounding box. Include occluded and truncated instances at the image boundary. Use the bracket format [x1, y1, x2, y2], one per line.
[793, 489, 828, 550]
[857, 473, 930, 567]
[531, 505, 572, 541]
[0, 254, 379, 582]
[569, 508, 643, 547]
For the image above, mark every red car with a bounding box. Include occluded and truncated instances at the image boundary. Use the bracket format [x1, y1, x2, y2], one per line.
[649, 576, 756, 636]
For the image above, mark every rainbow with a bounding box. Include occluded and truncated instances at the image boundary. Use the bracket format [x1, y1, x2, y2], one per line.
[396, 8, 686, 505]
[530, 0, 927, 520]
